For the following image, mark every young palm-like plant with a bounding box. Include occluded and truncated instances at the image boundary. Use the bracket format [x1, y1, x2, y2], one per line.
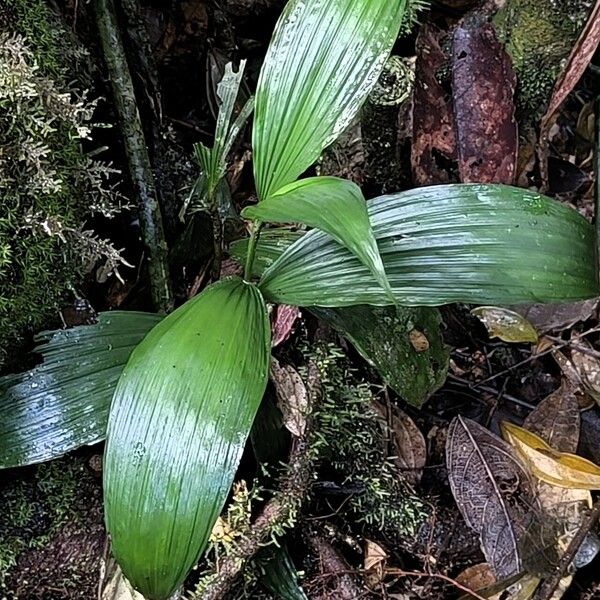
[100, 0, 599, 598]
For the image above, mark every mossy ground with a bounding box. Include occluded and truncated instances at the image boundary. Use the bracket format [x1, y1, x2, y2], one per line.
[494, 0, 593, 125]
[0, 454, 104, 599]
[0, 0, 120, 369]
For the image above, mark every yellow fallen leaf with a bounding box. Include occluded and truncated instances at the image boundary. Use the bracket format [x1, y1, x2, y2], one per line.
[501, 422, 600, 489]
[209, 516, 235, 543]
[471, 307, 538, 343]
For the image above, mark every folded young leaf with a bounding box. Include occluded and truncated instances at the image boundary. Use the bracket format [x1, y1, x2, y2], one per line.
[103, 278, 270, 600]
[253, 0, 406, 200]
[257, 184, 599, 307]
[242, 176, 392, 298]
[0, 312, 161, 469]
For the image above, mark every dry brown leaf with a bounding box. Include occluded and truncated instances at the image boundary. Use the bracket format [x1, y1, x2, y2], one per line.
[373, 402, 426, 486]
[446, 416, 539, 578]
[511, 300, 598, 334]
[408, 328, 429, 352]
[501, 422, 600, 489]
[270, 357, 308, 437]
[456, 566, 540, 600]
[523, 383, 580, 453]
[518, 390, 592, 585]
[570, 344, 600, 404]
[452, 18, 517, 184]
[455, 562, 496, 592]
[471, 307, 538, 343]
[552, 350, 583, 387]
[363, 539, 387, 588]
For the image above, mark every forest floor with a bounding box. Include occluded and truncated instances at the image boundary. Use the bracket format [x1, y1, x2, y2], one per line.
[2, 0, 600, 599]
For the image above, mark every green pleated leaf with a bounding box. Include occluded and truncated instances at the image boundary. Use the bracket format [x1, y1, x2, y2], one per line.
[0, 312, 161, 469]
[257, 184, 599, 307]
[311, 305, 449, 407]
[104, 278, 270, 600]
[253, 0, 406, 200]
[230, 228, 302, 277]
[242, 176, 392, 297]
[260, 545, 308, 600]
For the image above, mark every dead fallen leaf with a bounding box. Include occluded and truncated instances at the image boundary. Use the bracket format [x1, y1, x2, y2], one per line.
[270, 357, 308, 437]
[539, 0, 600, 188]
[521, 389, 591, 569]
[373, 402, 426, 486]
[471, 306, 538, 343]
[455, 563, 496, 592]
[452, 17, 517, 184]
[511, 299, 598, 334]
[408, 328, 429, 352]
[456, 565, 541, 600]
[411, 24, 456, 185]
[446, 416, 539, 578]
[523, 382, 580, 453]
[363, 539, 387, 588]
[501, 422, 600, 489]
[101, 559, 146, 600]
[570, 344, 600, 404]
[271, 304, 301, 348]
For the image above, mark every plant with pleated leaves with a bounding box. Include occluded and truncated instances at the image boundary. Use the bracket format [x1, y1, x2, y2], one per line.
[0, 0, 595, 598]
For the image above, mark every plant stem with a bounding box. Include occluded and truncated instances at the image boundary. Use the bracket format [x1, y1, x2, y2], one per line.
[209, 200, 223, 281]
[244, 221, 262, 282]
[595, 92, 600, 265]
[95, 0, 173, 313]
[532, 498, 600, 600]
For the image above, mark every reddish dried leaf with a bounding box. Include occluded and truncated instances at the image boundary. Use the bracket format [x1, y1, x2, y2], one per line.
[452, 18, 517, 184]
[271, 304, 300, 348]
[455, 563, 496, 592]
[270, 357, 308, 438]
[373, 402, 426, 486]
[411, 24, 456, 185]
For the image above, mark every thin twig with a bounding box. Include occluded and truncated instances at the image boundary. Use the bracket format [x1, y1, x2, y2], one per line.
[95, 0, 173, 313]
[385, 568, 489, 600]
[532, 498, 600, 600]
[596, 91, 600, 264]
[473, 325, 600, 387]
[447, 373, 536, 410]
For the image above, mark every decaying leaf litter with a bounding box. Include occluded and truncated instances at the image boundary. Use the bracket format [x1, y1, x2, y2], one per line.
[2, 0, 600, 599]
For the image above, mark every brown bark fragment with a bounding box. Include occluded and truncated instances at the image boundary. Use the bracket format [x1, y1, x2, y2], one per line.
[452, 18, 517, 184]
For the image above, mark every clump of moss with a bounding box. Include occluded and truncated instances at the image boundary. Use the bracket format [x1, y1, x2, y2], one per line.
[494, 0, 592, 125]
[0, 456, 104, 598]
[308, 344, 425, 539]
[0, 3, 126, 367]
